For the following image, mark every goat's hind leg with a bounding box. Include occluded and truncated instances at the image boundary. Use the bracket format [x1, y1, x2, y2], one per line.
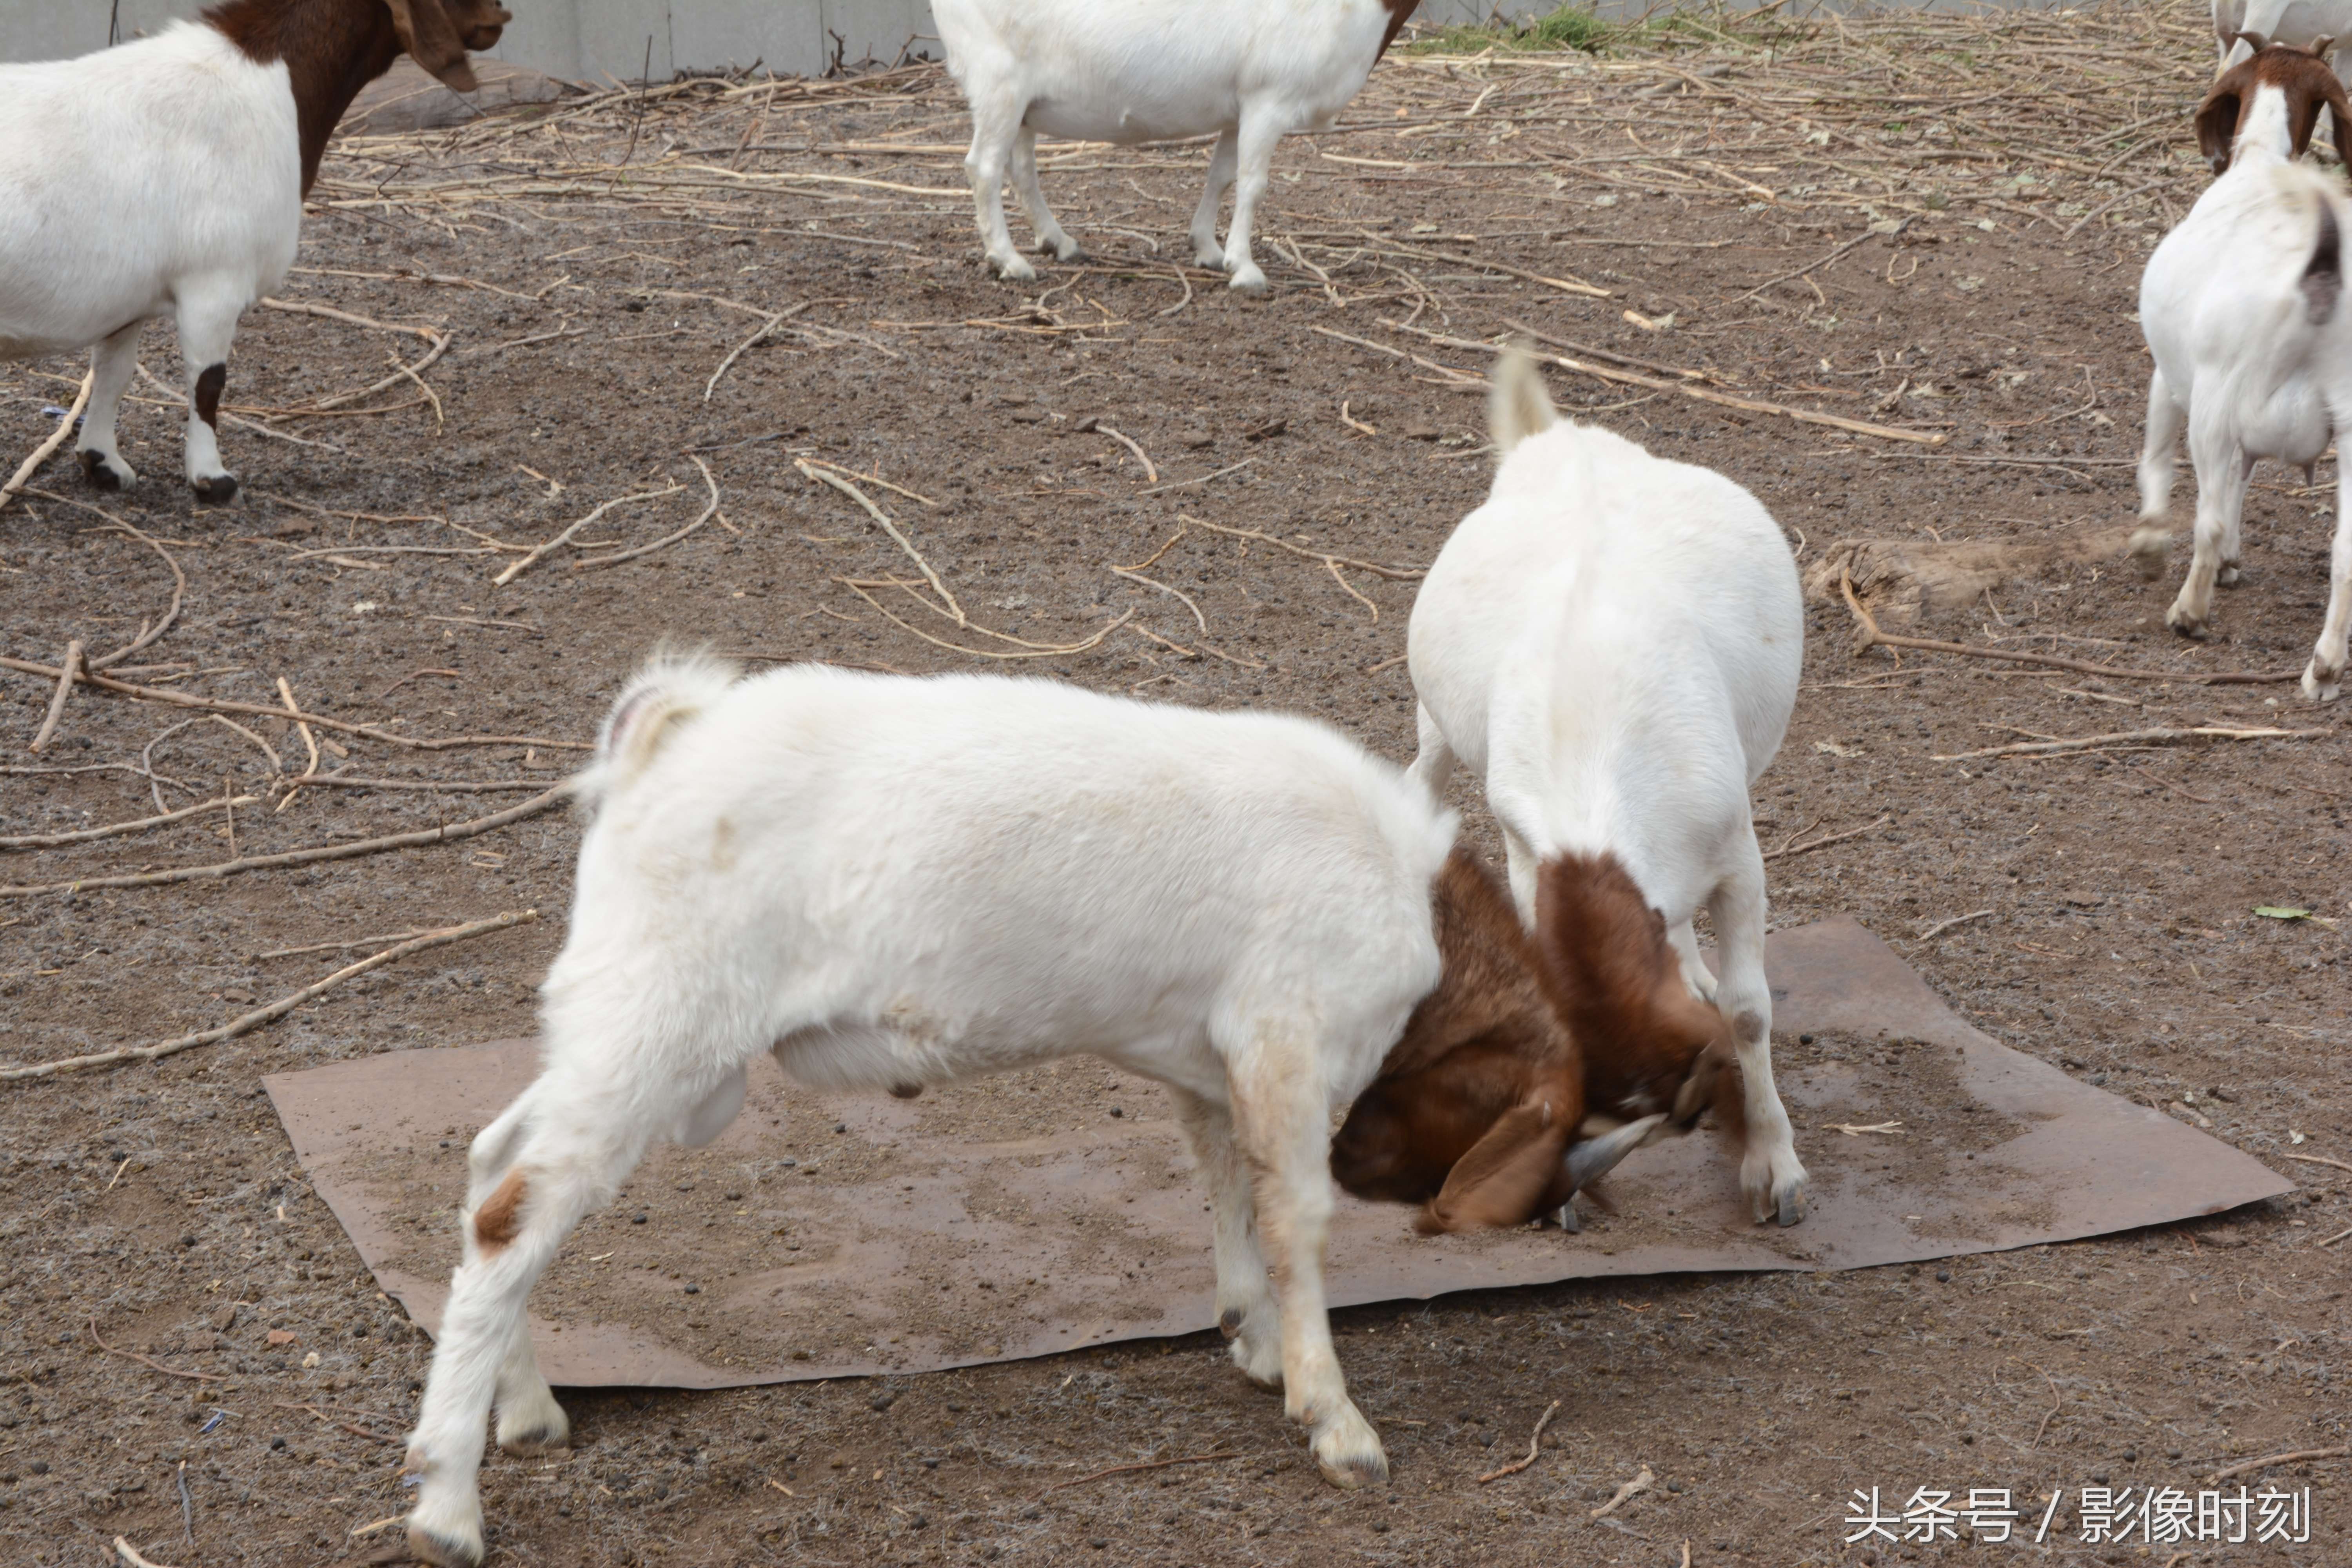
[2305, 460, 2352, 700]
[74, 321, 144, 492]
[1170, 1087, 1282, 1389]
[2167, 414, 2250, 637]
[1219, 108, 1286, 294]
[2128, 368, 2186, 579]
[962, 87, 1036, 282]
[403, 1061, 743, 1567]
[1189, 129, 1239, 269]
[1403, 703, 1456, 807]
[1221, 1013, 1386, 1488]
[1712, 838, 1805, 1227]
[1009, 127, 1082, 262]
[172, 281, 245, 504]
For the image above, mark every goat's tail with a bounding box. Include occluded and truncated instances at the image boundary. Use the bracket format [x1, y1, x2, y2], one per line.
[574, 649, 739, 808]
[1488, 340, 1558, 458]
[2303, 191, 2343, 325]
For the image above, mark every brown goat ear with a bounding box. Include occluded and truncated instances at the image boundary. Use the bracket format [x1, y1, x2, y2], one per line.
[1416, 1099, 1571, 1235]
[2197, 86, 2245, 174]
[2321, 69, 2352, 163]
[385, 0, 481, 93]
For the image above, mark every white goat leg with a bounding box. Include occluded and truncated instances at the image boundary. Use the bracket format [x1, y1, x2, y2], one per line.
[1172, 1087, 1283, 1389]
[173, 282, 243, 503]
[1666, 920, 1719, 1005]
[1220, 108, 1284, 293]
[1403, 702, 1457, 806]
[74, 321, 143, 492]
[1225, 1019, 1387, 1487]
[2306, 475, 2352, 698]
[2129, 367, 2185, 576]
[1189, 129, 1239, 269]
[1711, 839, 1804, 1226]
[962, 90, 1035, 282]
[1008, 127, 1081, 261]
[2168, 411, 2252, 635]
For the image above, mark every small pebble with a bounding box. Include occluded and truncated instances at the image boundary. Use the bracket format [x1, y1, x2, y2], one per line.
[1935, 1269, 1951, 1283]
[683, 1284, 700, 1295]
[1108, 1107, 1123, 1119]
[833, 1122, 848, 1134]
[631, 1212, 648, 1225]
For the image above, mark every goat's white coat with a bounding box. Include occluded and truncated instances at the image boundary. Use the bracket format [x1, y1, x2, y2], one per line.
[933, 0, 1403, 290]
[2215, 0, 2352, 68]
[0, 22, 308, 498]
[2132, 83, 2352, 698]
[403, 662, 1458, 1561]
[1404, 351, 1811, 1225]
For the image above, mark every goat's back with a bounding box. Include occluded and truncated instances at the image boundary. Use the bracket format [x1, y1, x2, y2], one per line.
[553, 663, 1456, 1085]
[0, 24, 300, 352]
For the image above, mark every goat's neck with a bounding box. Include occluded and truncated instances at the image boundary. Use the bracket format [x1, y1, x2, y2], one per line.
[1389, 848, 1573, 1080]
[2235, 83, 2301, 167]
[205, 0, 404, 193]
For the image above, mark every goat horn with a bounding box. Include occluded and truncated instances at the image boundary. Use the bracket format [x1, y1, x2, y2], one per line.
[1564, 1113, 1667, 1192]
[2313, 35, 2337, 56]
[2235, 28, 2273, 52]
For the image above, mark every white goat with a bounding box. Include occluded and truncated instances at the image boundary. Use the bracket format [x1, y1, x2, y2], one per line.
[398, 657, 1701, 1566]
[2130, 40, 2352, 698]
[932, 0, 1415, 291]
[1403, 347, 1811, 1227]
[2216, 1, 2352, 69]
[0, 0, 507, 503]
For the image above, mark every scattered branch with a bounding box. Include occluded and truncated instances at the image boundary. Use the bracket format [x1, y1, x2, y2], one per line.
[1477, 1399, 1561, 1483]
[1, 370, 92, 512]
[494, 482, 687, 584]
[1032, 1451, 1240, 1499]
[29, 640, 82, 753]
[798, 459, 962, 623]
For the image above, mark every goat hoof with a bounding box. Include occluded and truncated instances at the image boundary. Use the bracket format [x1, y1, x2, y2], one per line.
[191, 473, 239, 506]
[2216, 564, 2243, 588]
[1226, 265, 1269, 296]
[1773, 1187, 1807, 1227]
[1192, 245, 1223, 269]
[1040, 236, 1084, 263]
[2304, 661, 2342, 702]
[494, 1399, 571, 1455]
[2124, 526, 2170, 580]
[1310, 1411, 1389, 1490]
[989, 254, 1038, 283]
[76, 450, 131, 492]
[404, 1519, 485, 1568]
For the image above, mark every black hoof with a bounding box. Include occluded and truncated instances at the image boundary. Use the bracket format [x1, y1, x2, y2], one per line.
[191, 474, 239, 506]
[77, 450, 125, 492]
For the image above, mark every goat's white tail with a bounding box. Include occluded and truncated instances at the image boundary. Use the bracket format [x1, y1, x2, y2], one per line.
[1488, 341, 1558, 457]
[574, 651, 738, 806]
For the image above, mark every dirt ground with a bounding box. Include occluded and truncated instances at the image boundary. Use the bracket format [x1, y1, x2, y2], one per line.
[2, 5, 2347, 1565]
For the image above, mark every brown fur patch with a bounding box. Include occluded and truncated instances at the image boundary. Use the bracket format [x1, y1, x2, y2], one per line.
[472, 1166, 527, 1253]
[1377, 0, 1423, 56]
[192, 363, 227, 430]
[203, 0, 508, 193]
[2198, 42, 2352, 173]
[1331, 848, 1585, 1225]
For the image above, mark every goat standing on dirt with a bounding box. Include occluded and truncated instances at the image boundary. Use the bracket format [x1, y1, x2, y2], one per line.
[1401, 346, 1811, 1227]
[0, 0, 508, 504]
[932, 0, 1417, 291]
[2214, 0, 2352, 71]
[2129, 38, 2352, 698]
[398, 659, 1713, 1565]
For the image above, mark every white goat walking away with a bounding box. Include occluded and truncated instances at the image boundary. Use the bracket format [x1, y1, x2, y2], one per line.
[2129, 38, 2352, 698]
[933, 0, 1416, 291]
[0, 0, 508, 503]
[397, 658, 1719, 1566]
[2215, 0, 2352, 70]
[1403, 346, 1811, 1227]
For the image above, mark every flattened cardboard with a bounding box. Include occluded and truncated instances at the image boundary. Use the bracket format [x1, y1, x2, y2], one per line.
[265, 917, 2292, 1388]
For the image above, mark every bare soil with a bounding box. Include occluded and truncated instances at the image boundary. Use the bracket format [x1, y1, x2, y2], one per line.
[3, 7, 2346, 1565]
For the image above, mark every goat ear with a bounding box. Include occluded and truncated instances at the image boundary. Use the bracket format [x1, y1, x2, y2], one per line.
[2323, 71, 2352, 163]
[385, 0, 483, 93]
[2196, 87, 2244, 174]
[1487, 341, 1557, 457]
[2311, 35, 2336, 57]
[1416, 1098, 1571, 1235]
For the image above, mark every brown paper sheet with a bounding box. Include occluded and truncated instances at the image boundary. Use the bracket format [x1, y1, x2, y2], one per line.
[265, 917, 2291, 1388]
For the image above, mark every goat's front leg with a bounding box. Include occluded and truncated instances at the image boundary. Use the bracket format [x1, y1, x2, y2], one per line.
[1712, 839, 1804, 1227]
[2167, 415, 2251, 637]
[962, 91, 1036, 282]
[1008, 127, 1082, 262]
[1169, 1086, 1281, 1389]
[1665, 919, 1719, 1005]
[1188, 129, 1239, 269]
[2128, 367, 2185, 579]
[172, 284, 245, 503]
[1224, 1021, 1385, 1488]
[1402, 703, 1457, 808]
[1219, 109, 1287, 294]
[74, 321, 144, 492]
[2216, 449, 2256, 586]
[2305, 471, 2352, 700]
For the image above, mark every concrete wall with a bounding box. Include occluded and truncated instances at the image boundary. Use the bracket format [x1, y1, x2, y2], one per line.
[6, 1, 1720, 78]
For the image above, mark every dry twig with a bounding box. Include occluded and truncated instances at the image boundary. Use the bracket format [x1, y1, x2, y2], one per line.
[0, 792, 261, 851]
[1477, 1399, 1562, 1483]
[1590, 1465, 1655, 1520]
[798, 459, 962, 622]
[29, 640, 81, 753]
[1031, 1451, 1241, 1499]
[1, 370, 92, 511]
[0, 910, 537, 1078]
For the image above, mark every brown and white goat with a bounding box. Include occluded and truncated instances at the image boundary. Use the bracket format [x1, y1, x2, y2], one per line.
[1333, 848, 1739, 1234]
[0, 0, 509, 501]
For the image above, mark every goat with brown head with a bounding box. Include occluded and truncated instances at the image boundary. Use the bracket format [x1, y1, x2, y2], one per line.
[1331, 849, 1740, 1236]
[2197, 35, 2352, 174]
